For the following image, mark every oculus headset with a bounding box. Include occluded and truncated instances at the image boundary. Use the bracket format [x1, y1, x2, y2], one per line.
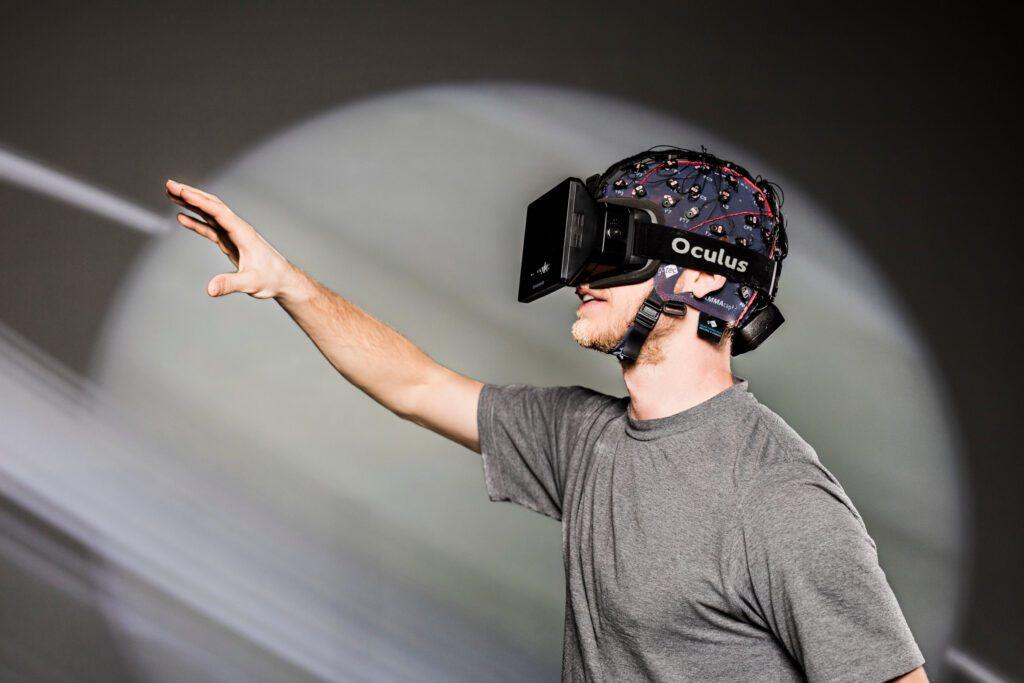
[518, 147, 789, 362]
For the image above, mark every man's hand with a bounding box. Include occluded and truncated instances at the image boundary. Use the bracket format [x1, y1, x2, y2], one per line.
[166, 179, 304, 300]
[166, 179, 483, 452]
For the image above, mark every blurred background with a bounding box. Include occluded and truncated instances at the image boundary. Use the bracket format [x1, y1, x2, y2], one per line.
[0, 3, 1019, 682]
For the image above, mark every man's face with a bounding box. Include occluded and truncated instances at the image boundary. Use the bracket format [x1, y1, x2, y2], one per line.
[571, 279, 655, 353]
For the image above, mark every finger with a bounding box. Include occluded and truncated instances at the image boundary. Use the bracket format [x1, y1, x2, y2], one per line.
[207, 270, 259, 297]
[176, 212, 218, 241]
[167, 189, 221, 228]
[177, 214, 237, 258]
[166, 189, 189, 208]
[176, 213, 240, 264]
[166, 188, 194, 209]
[180, 188, 241, 235]
[167, 179, 221, 203]
[165, 183, 235, 233]
[169, 197, 214, 229]
[172, 181, 222, 205]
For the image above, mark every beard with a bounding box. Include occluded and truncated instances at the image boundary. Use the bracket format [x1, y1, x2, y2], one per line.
[571, 300, 680, 364]
[570, 308, 631, 353]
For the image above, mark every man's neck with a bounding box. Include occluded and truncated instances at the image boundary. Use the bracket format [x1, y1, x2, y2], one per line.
[621, 335, 735, 421]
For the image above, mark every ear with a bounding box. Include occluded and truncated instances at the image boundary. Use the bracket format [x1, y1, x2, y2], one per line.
[691, 271, 727, 298]
[674, 269, 727, 298]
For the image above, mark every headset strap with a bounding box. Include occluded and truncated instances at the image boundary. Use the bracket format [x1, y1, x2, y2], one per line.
[632, 221, 780, 296]
[609, 289, 664, 362]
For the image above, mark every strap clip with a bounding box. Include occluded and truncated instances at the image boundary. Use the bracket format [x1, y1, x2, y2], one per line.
[635, 301, 661, 329]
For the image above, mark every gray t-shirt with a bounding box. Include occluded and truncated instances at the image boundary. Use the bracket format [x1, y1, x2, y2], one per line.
[476, 377, 924, 682]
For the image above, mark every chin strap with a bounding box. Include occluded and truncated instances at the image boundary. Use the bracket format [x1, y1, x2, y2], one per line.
[609, 290, 665, 363]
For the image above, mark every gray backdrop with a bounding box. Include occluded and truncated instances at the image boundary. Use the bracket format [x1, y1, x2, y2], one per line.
[0, 3, 1019, 682]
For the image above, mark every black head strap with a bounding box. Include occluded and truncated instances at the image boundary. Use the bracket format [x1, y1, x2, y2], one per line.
[609, 289, 664, 362]
[632, 221, 779, 296]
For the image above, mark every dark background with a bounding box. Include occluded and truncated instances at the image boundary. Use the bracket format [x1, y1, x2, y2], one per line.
[1, 2, 1019, 680]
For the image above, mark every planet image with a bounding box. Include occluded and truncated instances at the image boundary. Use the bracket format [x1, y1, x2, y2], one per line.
[91, 82, 964, 680]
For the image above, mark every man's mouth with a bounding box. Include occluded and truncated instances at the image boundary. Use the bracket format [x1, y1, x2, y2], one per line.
[577, 288, 608, 309]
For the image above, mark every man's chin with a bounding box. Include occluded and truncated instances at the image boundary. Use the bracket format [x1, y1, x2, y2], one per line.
[571, 319, 619, 353]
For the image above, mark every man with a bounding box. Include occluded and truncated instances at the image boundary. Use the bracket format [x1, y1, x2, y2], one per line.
[165, 148, 927, 682]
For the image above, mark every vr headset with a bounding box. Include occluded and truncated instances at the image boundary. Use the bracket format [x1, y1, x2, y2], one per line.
[517, 174, 786, 355]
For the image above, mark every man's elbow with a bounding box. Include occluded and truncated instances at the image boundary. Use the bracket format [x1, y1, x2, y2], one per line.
[389, 371, 439, 423]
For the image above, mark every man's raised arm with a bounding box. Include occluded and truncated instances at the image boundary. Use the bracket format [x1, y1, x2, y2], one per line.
[165, 179, 484, 453]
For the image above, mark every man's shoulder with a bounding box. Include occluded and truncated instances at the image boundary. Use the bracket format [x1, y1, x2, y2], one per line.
[731, 395, 838, 496]
[729, 394, 864, 531]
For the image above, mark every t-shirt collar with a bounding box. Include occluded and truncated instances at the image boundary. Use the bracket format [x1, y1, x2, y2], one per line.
[624, 375, 750, 440]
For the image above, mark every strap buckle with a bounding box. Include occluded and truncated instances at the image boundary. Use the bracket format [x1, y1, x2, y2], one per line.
[635, 301, 661, 329]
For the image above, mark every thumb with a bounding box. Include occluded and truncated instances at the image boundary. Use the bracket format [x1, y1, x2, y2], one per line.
[207, 271, 257, 297]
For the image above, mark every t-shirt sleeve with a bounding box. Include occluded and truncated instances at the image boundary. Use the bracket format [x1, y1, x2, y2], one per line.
[738, 463, 925, 682]
[476, 383, 612, 521]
